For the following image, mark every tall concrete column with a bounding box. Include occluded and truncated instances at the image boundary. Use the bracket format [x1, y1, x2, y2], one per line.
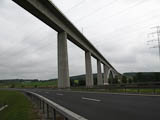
[112, 71, 116, 79]
[110, 70, 115, 84]
[97, 60, 103, 85]
[58, 31, 70, 88]
[85, 51, 93, 87]
[104, 65, 109, 85]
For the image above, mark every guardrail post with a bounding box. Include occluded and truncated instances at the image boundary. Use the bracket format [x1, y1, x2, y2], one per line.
[36, 97, 39, 106]
[39, 99, 41, 109]
[41, 99, 43, 110]
[53, 108, 56, 120]
[31, 94, 33, 100]
[42, 101, 45, 113]
[25, 91, 86, 120]
[47, 104, 49, 118]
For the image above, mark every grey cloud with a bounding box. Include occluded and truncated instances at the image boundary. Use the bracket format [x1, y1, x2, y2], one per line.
[0, 0, 159, 79]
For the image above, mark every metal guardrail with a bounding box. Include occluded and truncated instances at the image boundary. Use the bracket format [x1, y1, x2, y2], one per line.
[25, 91, 87, 120]
[72, 82, 160, 94]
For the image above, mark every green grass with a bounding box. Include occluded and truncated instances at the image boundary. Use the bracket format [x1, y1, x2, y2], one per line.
[0, 90, 38, 120]
[20, 81, 57, 88]
[0, 80, 57, 88]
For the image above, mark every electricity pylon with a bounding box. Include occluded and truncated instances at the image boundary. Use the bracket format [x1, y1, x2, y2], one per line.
[148, 26, 160, 61]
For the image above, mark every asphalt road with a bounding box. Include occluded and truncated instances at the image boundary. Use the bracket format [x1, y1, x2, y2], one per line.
[28, 89, 160, 120]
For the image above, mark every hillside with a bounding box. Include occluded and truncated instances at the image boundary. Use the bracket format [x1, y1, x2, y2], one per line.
[123, 72, 160, 82]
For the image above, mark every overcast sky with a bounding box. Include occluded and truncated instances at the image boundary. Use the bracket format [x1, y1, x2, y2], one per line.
[0, 0, 160, 79]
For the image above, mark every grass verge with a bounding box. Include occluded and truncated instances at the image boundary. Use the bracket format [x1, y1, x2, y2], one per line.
[0, 81, 57, 88]
[0, 90, 39, 120]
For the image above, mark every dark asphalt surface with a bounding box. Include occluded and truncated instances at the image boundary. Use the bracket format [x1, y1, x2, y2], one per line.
[28, 89, 160, 120]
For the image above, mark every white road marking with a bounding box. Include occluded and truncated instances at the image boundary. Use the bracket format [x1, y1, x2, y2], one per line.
[56, 93, 64, 96]
[45, 92, 49, 94]
[31, 89, 160, 97]
[54, 90, 160, 97]
[28, 91, 87, 120]
[82, 97, 101, 102]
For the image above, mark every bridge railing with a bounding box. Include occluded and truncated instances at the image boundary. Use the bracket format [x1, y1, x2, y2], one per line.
[25, 91, 87, 120]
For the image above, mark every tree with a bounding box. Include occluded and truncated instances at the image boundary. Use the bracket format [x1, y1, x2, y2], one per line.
[122, 76, 127, 83]
[136, 72, 142, 82]
[112, 76, 118, 84]
[128, 78, 132, 84]
[10, 84, 15, 88]
[154, 73, 160, 82]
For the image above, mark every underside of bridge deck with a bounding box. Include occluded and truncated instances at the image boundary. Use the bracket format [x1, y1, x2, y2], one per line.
[12, 0, 119, 88]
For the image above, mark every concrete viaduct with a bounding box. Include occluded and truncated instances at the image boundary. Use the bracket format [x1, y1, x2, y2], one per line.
[13, 0, 119, 88]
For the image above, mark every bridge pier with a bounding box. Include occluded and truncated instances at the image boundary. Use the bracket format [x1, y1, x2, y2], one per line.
[58, 31, 70, 88]
[110, 70, 115, 84]
[13, 0, 119, 89]
[97, 60, 103, 85]
[112, 71, 116, 79]
[85, 51, 93, 87]
[104, 65, 109, 85]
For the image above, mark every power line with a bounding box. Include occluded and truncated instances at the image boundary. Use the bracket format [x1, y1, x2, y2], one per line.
[64, 0, 86, 13]
[74, 0, 150, 37]
[101, 0, 148, 22]
[85, 5, 160, 31]
[89, 20, 160, 41]
[75, 0, 118, 22]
